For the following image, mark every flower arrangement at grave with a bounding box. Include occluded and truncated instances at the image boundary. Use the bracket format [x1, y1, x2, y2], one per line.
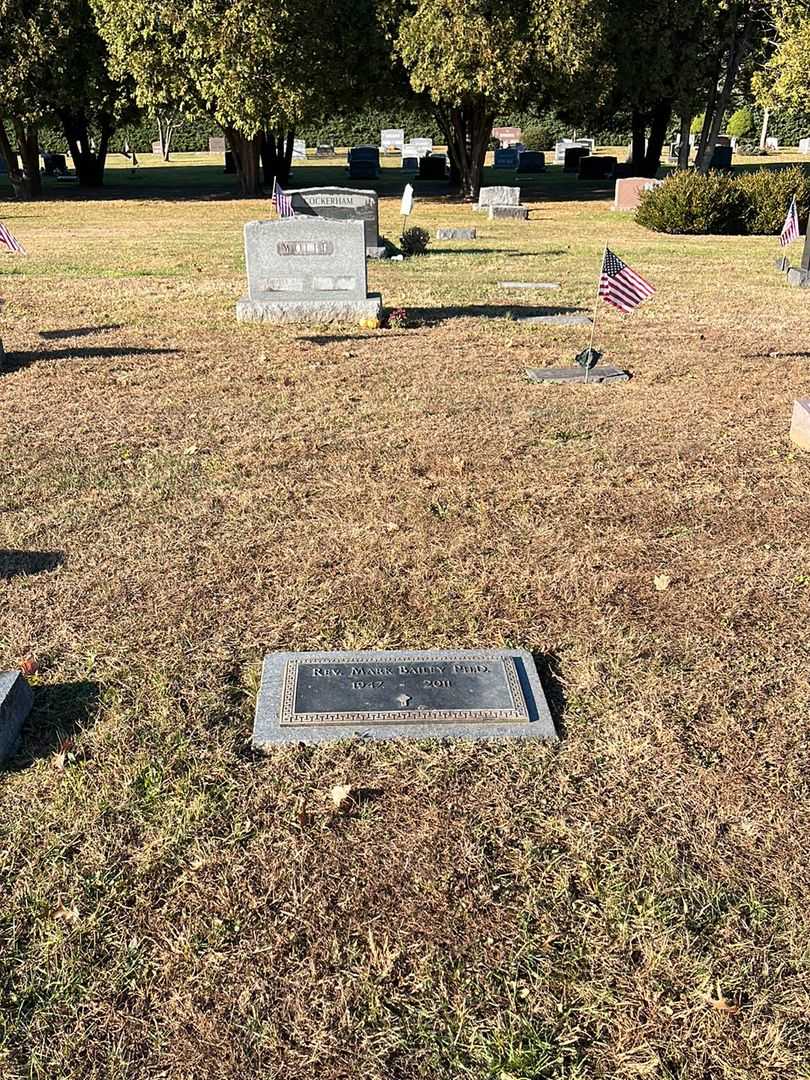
[386, 307, 407, 329]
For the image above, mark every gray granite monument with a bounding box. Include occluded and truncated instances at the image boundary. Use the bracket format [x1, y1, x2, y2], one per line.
[0, 671, 33, 764]
[285, 186, 382, 257]
[253, 648, 556, 745]
[476, 186, 521, 211]
[236, 218, 382, 324]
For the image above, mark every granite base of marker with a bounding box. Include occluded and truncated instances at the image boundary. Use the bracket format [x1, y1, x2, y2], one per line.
[527, 366, 630, 384]
[0, 671, 33, 764]
[236, 294, 382, 324]
[517, 314, 592, 326]
[775, 255, 789, 273]
[253, 648, 556, 746]
[436, 227, 477, 241]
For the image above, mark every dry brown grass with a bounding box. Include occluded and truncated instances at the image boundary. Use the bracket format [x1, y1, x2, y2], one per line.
[0, 159, 809, 1080]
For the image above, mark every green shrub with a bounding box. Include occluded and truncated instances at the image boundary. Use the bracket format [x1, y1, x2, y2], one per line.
[727, 107, 754, 140]
[400, 226, 430, 256]
[690, 113, 705, 135]
[636, 165, 810, 235]
[521, 123, 553, 151]
[737, 165, 810, 234]
[636, 170, 748, 234]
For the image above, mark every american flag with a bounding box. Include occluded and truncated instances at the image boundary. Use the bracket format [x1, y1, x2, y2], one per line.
[272, 182, 295, 219]
[780, 197, 800, 248]
[0, 221, 25, 255]
[599, 247, 655, 313]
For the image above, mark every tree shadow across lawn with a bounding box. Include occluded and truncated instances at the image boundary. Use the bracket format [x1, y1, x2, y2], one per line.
[2, 345, 179, 373]
[39, 324, 123, 341]
[5, 680, 101, 771]
[0, 550, 65, 580]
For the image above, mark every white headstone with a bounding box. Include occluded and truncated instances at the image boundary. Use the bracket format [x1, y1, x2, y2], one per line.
[380, 129, 405, 154]
[400, 184, 414, 217]
[292, 139, 306, 159]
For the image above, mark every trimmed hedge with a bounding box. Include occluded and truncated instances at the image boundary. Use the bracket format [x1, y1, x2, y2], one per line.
[636, 166, 810, 235]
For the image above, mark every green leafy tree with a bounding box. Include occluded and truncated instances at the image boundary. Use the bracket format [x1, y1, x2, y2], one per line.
[94, 0, 378, 195]
[382, 0, 545, 198]
[727, 105, 754, 138]
[753, 8, 810, 116]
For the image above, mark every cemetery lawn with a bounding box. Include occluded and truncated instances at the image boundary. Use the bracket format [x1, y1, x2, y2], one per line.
[1, 159, 809, 1080]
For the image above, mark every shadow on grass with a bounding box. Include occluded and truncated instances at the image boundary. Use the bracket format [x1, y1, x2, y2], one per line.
[2, 345, 179, 373]
[408, 304, 588, 324]
[0, 550, 64, 579]
[533, 652, 567, 738]
[7, 680, 100, 771]
[300, 331, 413, 345]
[424, 248, 568, 258]
[39, 324, 123, 341]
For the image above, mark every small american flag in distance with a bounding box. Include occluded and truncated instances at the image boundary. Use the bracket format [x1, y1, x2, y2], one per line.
[780, 197, 800, 248]
[272, 183, 295, 219]
[0, 221, 26, 255]
[599, 247, 655, 313]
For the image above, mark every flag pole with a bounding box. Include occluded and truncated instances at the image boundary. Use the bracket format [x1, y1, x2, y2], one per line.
[585, 242, 607, 384]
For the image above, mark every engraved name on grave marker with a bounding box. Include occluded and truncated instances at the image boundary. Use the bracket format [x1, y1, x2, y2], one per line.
[253, 649, 556, 745]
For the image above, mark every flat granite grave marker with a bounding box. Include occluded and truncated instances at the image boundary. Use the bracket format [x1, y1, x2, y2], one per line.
[489, 205, 528, 220]
[253, 648, 555, 745]
[286, 186, 381, 256]
[236, 218, 382, 324]
[0, 671, 33, 764]
[499, 281, 560, 290]
[436, 227, 476, 240]
[527, 366, 629, 384]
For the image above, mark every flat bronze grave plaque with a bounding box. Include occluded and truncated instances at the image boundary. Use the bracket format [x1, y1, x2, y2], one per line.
[253, 649, 556, 746]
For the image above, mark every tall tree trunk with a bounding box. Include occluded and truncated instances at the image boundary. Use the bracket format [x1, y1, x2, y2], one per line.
[11, 119, 42, 198]
[227, 127, 264, 195]
[630, 110, 647, 168]
[58, 111, 110, 187]
[696, 62, 721, 168]
[0, 118, 33, 199]
[643, 99, 672, 177]
[759, 107, 770, 150]
[697, 9, 755, 173]
[260, 130, 279, 189]
[281, 130, 295, 185]
[677, 111, 692, 169]
[441, 98, 493, 200]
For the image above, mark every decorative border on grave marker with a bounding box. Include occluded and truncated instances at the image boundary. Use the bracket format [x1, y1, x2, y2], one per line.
[278, 653, 530, 726]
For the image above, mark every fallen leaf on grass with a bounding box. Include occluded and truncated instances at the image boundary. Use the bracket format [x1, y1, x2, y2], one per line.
[653, 574, 672, 591]
[53, 902, 80, 925]
[330, 784, 355, 812]
[51, 737, 75, 771]
[703, 982, 741, 1015]
[20, 654, 38, 676]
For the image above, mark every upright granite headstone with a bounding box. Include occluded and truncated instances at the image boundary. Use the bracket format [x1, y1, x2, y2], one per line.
[380, 129, 405, 154]
[493, 126, 522, 147]
[494, 147, 520, 169]
[800, 138, 810, 155]
[285, 187, 380, 256]
[578, 155, 617, 180]
[0, 671, 33, 764]
[316, 143, 335, 157]
[710, 145, 733, 168]
[402, 155, 419, 172]
[236, 218, 382, 324]
[419, 154, 448, 180]
[348, 146, 380, 179]
[614, 176, 662, 211]
[209, 136, 226, 154]
[517, 151, 545, 173]
[564, 146, 590, 172]
[411, 137, 433, 157]
[476, 186, 521, 211]
[253, 648, 556, 745]
[292, 139, 307, 160]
